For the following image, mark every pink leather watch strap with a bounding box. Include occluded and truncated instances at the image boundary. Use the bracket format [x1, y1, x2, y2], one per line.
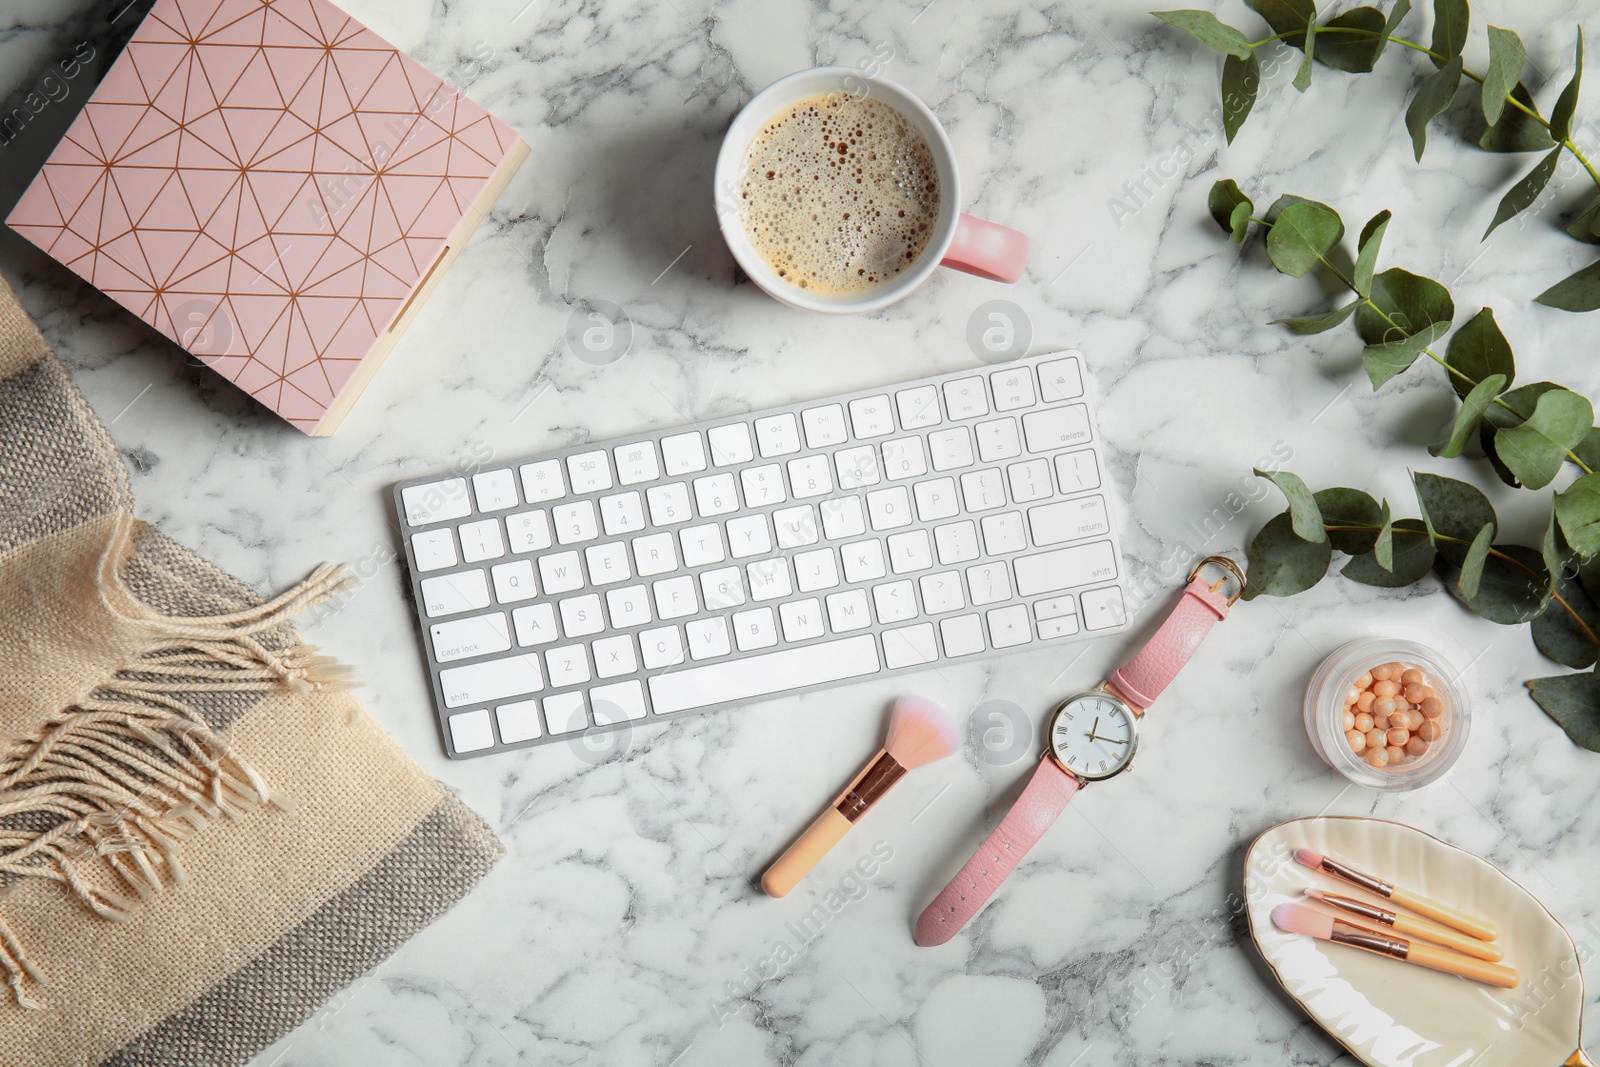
[1106, 573, 1233, 709]
[914, 757, 1079, 946]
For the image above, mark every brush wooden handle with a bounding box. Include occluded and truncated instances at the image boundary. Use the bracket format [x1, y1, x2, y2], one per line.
[1406, 941, 1519, 988]
[1392, 913, 1503, 962]
[1389, 887, 1497, 942]
[761, 808, 852, 897]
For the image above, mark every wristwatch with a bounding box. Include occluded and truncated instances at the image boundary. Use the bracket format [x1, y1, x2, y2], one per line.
[914, 556, 1243, 947]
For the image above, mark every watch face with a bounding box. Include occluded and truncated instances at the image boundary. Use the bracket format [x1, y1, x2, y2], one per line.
[1048, 691, 1138, 781]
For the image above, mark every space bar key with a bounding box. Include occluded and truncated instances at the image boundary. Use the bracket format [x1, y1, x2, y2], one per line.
[648, 635, 882, 714]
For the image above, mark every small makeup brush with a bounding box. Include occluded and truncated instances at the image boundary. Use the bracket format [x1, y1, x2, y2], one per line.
[1272, 904, 1518, 988]
[1294, 848, 1498, 942]
[1303, 888, 1504, 962]
[761, 697, 957, 898]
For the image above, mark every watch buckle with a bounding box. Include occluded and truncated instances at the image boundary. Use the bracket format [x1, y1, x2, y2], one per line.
[1188, 554, 1245, 606]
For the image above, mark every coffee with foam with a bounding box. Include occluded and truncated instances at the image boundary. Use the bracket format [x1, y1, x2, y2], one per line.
[739, 93, 940, 295]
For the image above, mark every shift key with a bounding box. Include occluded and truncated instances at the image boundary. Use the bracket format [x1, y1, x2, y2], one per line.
[1013, 540, 1119, 596]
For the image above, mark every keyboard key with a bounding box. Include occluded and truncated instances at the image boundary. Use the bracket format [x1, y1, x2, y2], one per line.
[795, 548, 840, 592]
[654, 574, 700, 619]
[600, 491, 646, 535]
[755, 413, 801, 456]
[773, 505, 819, 548]
[545, 644, 592, 687]
[841, 538, 887, 583]
[882, 623, 938, 669]
[929, 427, 975, 471]
[640, 625, 685, 668]
[700, 566, 746, 610]
[740, 464, 786, 507]
[647, 634, 880, 714]
[919, 571, 964, 614]
[1035, 596, 1076, 620]
[584, 541, 631, 585]
[896, 384, 941, 428]
[512, 603, 558, 646]
[913, 477, 959, 522]
[614, 441, 660, 485]
[606, 585, 653, 628]
[959, 468, 1006, 512]
[566, 450, 613, 494]
[888, 530, 933, 573]
[987, 603, 1033, 648]
[835, 445, 882, 489]
[646, 482, 693, 525]
[976, 418, 1022, 462]
[1029, 495, 1110, 546]
[591, 680, 647, 723]
[506, 510, 552, 553]
[989, 367, 1037, 411]
[1055, 449, 1101, 492]
[943, 376, 989, 419]
[458, 519, 505, 563]
[747, 558, 793, 601]
[981, 511, 1027, 554]
[733, 607, 779, 651]
[779, 598, 826, 640]
[472, 469, 518, 512]
[1023, 404, 1092, 452]
[1013, 540, 1119, 596]
[431, 612, 511, 663]
[788, 454, 833, 498]
[632, 531, 679, 575]
[687, 617, 732, 660]
[593, 634, 639, 678]
[448, 709, 495, 752]
[934, 520, 980, 565]
[867, 486, 912, 530]
[440, 654, 541, 708]
[802, 404, 848, 448]
[680, 524, 725, 566]
[873, 579, 917, 623]
[496, 700, 543, 743]
[552, 500, 599, 544]
[820, 497, 866, 540]
[966, 561, 1012, 606]
[848, 394, 895, 438]
[941, 613, 986, 657]
[1081, 586, 1129, 631]
[726, 514, 773, 558]
[694, 473, 739, 516]
[1007, 459, 1053, 504]
[519, 460, 565, 503]
[411, 528, 457, 572]
[708, 423, 754, 465]
[661, 432, 708, 475]
[559, 594, 605, 637]
[489, 560, 537, 604]
[826, 589, 872, 632]
[538, 550, 585, 594]
[402, 478, 471, 526]
[1039, 613, 1081, 640]
[1038, 356, 1084, 402]
[882, 436, 928, 480]
[543, 691, 588, 733]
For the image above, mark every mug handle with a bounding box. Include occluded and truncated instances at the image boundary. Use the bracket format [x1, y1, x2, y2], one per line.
[941, 213, 1030, 283]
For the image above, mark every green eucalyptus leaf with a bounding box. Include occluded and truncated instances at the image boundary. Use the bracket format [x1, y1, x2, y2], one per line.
[1374, 498, 1394, 569]
[1266, 201, 1344, 277]
[1582, 553, 1600, 604]
[1265, 193, 1323, 222]
[1407, 56, 1462, 161]
[1429, 0, 1468, 69]
[1354, 210, 1391, 297]
[1247, 0, 1316, 47]
[1435, 543, 1549, 624]
[1314, 7, 1387, 72]
[1432, 373, 1508, 458]
[1566, 195, 1600, 244]
[1222, 51, 1261, 144]
[1545, 507, 1574, 587]
[1294, 21, 1318, 91]
[1444, 308, 1514, 400]
[1315, 487, 1383, 553]
[1256, 468, 1327, 542]
[1413, 470, 1497, 554]
[1485, 381, 1563, 430]
[1494, 388, 1594, 489]
[1574, 427, 1600, 472]
[1531, 573, 1600, 668]
[1380, 0, 1412, 51]
[1344, 518, 1433, 585]
[1208, 179, 1253, 239]
[1484, 146, 1563, 239]
[1483, 27, 1528, 126]
[1526, 672, 1600, 751]
[1457, 522, 1495, 598]
[1551, 28, 1584, 142]
[1362, 321, 1449, 389]
[1271, 300, 1360, 334]
[1243, 511, 1332, 599]
[1154, 11, 1256, 59]
[1481, 425, 1521, 486]
[1478, 82, 1555, 153]
[1357, 267, 1454, 347]
[1556, 472, 1600, 559]
[1535, 259, 1600, 312]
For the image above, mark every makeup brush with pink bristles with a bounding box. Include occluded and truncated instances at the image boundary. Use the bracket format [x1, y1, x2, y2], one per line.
[761, 697, 958, 898]
[1294, 847, 1497, 942]
[1272, 903, 1518, 988]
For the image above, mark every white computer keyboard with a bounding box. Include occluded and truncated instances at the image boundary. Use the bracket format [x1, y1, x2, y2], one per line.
[394, 352, 1131, 758]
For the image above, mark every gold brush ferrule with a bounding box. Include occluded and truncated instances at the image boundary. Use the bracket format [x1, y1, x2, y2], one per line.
[1323, 891, 1397, 926]
[1330, 919, 1411, 960]
[833, 750, 907, 822]
[1322, 856, 1394, 898]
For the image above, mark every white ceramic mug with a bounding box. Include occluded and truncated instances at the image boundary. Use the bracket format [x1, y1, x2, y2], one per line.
[714, 67, 1030, 314]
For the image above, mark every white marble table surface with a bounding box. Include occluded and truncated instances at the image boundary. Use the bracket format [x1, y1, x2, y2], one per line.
[4, 0, 1600, 1064]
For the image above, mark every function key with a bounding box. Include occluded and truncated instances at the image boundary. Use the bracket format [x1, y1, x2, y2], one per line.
[566, 450, 613, 494]
[848, 394, 895, 438]
[661, 431, 708, 475]
[707, 423, 755, 465]
[614, 441, 660, 485]
[989, 367, 1036, 411]
[1038, 356, 1084, 402]
[801, 404, 848, 447]
[401, 478, 471, 526]
[943, 376, 990, 419]
[755, 413, 802, 456]
[896, 385, 942, 429]
[519, 459, 566, 503]
[471, 469, 518, 512]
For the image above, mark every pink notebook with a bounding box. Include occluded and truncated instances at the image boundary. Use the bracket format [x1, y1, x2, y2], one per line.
[6, 0, 529, 435]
